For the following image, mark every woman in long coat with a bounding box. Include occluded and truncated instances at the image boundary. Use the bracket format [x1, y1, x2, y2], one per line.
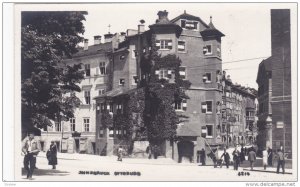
[47, 141, 57, 169]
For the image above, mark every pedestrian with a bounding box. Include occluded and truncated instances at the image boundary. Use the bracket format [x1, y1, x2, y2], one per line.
[267, 147, 273, 166]
[262, 149, 268, 170]
[21, 132, 40, 180]
[276, 149, 285, 174]
[46, 141, 57, 169]
[232, 147, 240, 170]
[240, 146, 245, 164]
[117, 146, 124, 161]
[248, 148, 256, 171]
[146, 145, 153, 159]
[200, 148, 206, 166]
[153, 145, 160, 159]
[221, 148, 231, 168]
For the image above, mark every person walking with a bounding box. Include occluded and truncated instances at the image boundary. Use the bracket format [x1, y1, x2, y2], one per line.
[276, 149, 285, 174]
[221, 149, 231, 168]
[46, 141, 57, 169]
[232, 147, 240, 170]
[262, 149, 268, 170]
[267, 147, 273, 166]
[200, 148, 206, 166]
[117, 146, 124, 161]
[248, 148, 256, 171]
[22, 132, 40, 180]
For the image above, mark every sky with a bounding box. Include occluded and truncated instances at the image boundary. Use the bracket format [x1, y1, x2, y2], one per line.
[78, 3, 280, 89]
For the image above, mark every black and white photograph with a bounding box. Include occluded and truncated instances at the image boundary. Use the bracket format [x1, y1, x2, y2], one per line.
[1, 2, 298, 185]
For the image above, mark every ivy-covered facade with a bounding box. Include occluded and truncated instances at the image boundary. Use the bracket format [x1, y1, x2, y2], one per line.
[94, 10, 227, 163]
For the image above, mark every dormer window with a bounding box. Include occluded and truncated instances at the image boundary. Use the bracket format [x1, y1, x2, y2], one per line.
[181, 19, 199, 30]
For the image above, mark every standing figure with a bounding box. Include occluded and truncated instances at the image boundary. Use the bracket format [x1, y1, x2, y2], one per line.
[146, 145, 153, 159]
[221, 149, 231, 168]
[248, 148, 256, 171]
[240, 146, 245, 164]
[267, 147, 273, 166]
[153, 145, 160, 159]
[200, 148, 206, 166]
[232, 147, 240, 170]
[276, 149, 285, 174]
[22, 132, 40, 180]
[47, 141, 57, 169]
[117, 146, 124, 161]
[262, 149, 268, 170]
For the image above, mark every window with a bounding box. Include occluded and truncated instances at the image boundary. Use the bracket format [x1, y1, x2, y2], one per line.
[175, 99, 187, 111]
[155, 40, 172, 50]
[132, 50, 137, 59]
[98, 128, 104, 138]
[132, 75, 138, 85]
[108, 103, 113, 113]
[83, 118, 90, 132]
[178, 41, 186, 52]
[84, 64, 90, 77]
[119, 79, 125, 85]
[179, 67, 186, 79]
[202, 101, 213, 113]
[203, 73, 212, 83]
[84, 91, 90, 105]
[96, 103, 100, 114]
[109, 128, 114, 137]
[157, 69, 172, 80]
[181, 20, 199, 30]
[116, 104, 123, 113]
[70, 118, 75, 131]
[99, 62, 106, 75]
[98, 89, 105, 96]
[206, 125, 213, 138]
[55, 122, 61, 132]
[203, 45, 212, 55]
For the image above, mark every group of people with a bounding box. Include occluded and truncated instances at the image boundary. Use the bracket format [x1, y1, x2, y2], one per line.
[22, 132, 58, 180]
[146, 145, 160, 159]
[202, 146, 286, 174]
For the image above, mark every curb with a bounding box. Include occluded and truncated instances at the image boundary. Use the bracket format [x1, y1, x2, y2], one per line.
[243, 168, 292, 175]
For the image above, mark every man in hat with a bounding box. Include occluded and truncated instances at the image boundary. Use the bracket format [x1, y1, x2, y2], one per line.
[22, 131, 41, 179]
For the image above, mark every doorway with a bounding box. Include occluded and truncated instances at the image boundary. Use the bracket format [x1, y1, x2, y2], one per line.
[75, 139, 80, 153]
[177, 141, 194, 163]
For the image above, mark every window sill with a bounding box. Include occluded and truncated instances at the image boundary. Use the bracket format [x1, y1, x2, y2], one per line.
[206, 136, 213, 139]
[178, 51, 187, 53]
[159, 49, 171, 51]
[204, 81, 212, 84]
[175, 109, 185, 112]
[204, 53, 212, 56]
[205, 112, 213, 115]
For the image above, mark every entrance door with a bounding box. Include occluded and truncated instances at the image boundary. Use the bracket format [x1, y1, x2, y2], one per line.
[75, 139, 80, 153]
[92, 142, 96, 155]
[177, 141, 194, 163]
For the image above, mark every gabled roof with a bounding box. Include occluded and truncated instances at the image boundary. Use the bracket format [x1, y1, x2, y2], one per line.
[170, 11, 210, 29]
[71, 42, 113, 58]
[256, 56, 272, 83]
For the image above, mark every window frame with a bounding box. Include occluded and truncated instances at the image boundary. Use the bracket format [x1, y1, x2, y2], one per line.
[99, 62, 106, 75]
[206, 125, 213, 138]
[204, 44, 212, 55]
[83, 118, 90, 132]
[84, 64, 91, 77]
[156, 39, 173, 50]
[70, 118, 76, 132]
[84, 90, 91, 105]
[177, 40, 186, 52]
[180, 19, 199, 31]
[119, 78, 125, 86]
[204, 72, 212, 83]
[179, 66, 186, 80]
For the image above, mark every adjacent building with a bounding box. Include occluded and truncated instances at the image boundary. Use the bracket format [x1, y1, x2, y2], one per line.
[256, 9, 291, 157]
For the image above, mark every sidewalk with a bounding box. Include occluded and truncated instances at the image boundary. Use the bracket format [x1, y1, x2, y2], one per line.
[243, 167, 293, 174]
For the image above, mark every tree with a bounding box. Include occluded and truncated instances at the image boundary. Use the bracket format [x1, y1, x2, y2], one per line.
[142, 35, 191, 145]
[21, 11, 87, 136]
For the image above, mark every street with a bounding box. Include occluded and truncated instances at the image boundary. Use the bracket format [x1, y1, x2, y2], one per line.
[20, 152, 296, 181]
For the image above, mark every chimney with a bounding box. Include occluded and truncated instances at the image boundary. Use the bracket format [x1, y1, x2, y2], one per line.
[94, 35, 101, 45]
[138, 24, 145, 34]
[84, 39, 89, 50]
[104, 33, 114, 43]
[157, 10, 169, 24]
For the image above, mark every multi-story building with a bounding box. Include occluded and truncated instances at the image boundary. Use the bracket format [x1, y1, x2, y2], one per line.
[94, 10, 226, 162]
[221, 78, 257, 147]
[256, 9, 291, 158]
[39, 34, 125, 153]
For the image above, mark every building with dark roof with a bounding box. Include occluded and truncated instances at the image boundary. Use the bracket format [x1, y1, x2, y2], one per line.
[256, 9, 292, 159]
